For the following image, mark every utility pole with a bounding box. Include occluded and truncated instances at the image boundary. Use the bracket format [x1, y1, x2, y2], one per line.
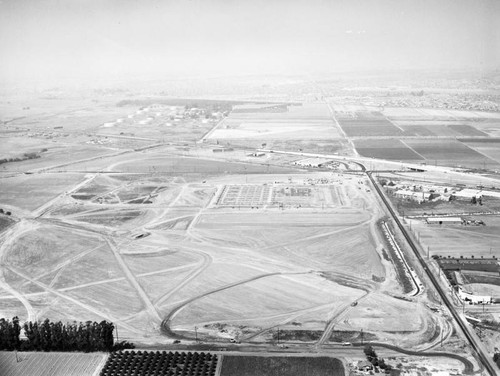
[195, 326, 198, 343]
[277, 327, 280, 345]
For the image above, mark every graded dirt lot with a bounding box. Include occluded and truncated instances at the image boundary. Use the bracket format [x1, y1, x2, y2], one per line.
[0, 97, 487, 373]
[0, 150, 443, 350]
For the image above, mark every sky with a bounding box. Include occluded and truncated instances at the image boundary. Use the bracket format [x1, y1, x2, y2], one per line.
[0, 0, 499, 85]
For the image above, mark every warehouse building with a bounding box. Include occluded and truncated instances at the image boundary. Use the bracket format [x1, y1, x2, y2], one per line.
[426, 217, 463, 225]
[395, 189, 431, 203]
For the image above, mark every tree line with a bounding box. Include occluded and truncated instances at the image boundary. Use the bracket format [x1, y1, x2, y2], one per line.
[364, 345, 393, 371]
[493, 352, 500, 369]
[0, 317, 133, 352]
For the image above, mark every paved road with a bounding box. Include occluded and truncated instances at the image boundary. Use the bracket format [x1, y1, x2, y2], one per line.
[365, 169, 497, 375]
[261, 148, 497, 375]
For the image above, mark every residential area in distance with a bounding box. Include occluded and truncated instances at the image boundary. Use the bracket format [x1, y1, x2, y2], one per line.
[1, 70, 500, 376]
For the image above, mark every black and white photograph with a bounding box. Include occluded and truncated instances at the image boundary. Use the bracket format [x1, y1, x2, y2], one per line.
[1, 1, 500, 375]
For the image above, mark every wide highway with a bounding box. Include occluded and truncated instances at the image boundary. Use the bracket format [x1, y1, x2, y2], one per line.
[261, 148, 497, 375]
[364, 167, 497, 376]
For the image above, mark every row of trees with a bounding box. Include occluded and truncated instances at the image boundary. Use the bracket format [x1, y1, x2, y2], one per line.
[364, 345, 393, 371]
[0, 317, 133, 352]
[493, 352, 500, 369]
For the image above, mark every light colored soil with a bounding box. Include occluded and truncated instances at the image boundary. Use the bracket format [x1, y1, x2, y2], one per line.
[0, 351, 107, 376]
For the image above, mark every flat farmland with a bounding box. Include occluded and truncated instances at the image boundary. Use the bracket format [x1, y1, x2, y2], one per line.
[335, 111, 405, 137]
[0, 351, 107, 376]
[0, 173, 85, 211]
[208, 120, 340, 140]
[469, 120, 500, 137]
[392, 122, 489, 137]
[220, 355, 345, 376]
[383, 107, 500, 120]
[353, 139, 424, 161]
[403, 139, 497, 168]
[410, 216, 500, 259]
[208, 103, 342, 140]
[231, 103, 333, 119]
[463, 140, 500, 164]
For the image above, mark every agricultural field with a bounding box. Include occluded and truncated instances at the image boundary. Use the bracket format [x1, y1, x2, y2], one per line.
[0, 351, 107, 376]
[100, 351, 218, 376]
[409, 216, 500, 260]
[353, 138, 498, 169]
[403, 139, 494, 166]
[353, 139, 424, 161]
[335, 111, 405, 137]
[383, 107, 500, 138]
[207, 103, 342, 141]
[220, 355, 345, 376]
[382, 107, 500, 121]
[392, 122, 489, 137]
[463, 139, 500, 165]
[0, 173, 86, 212]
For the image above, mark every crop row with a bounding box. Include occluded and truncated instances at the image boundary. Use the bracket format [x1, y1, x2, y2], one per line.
[100, 351, 218, 376]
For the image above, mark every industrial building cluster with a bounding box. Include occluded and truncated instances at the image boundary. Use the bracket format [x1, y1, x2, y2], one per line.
[384, 180, 500, 204]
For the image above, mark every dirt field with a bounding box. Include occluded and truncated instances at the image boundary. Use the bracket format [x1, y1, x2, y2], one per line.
[0, 97, 484, 372]
[0, 351, 107, 376]
[207, 103, 343, 141]
[0, 153, 440, 349]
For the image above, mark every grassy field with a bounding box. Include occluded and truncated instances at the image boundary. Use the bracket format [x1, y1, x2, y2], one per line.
[464, 140, 500, 165]
[335, 111, 404, 137]
[220, 355, 345, 376]
[0, 351, 106, 376]
[412, 216, 500, 259]
[354, 139, 424, 161]
[0, 173, 85, 211]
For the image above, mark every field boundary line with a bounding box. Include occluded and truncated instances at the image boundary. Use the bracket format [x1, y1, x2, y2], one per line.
[400, 140, 427, 161]
[199, 116, 227, 142]
[214, 354, 223, 376]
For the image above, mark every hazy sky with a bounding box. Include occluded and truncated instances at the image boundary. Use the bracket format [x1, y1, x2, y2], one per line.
[1, 0, 499, 85]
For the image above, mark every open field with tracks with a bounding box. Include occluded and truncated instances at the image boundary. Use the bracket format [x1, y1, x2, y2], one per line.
[0, 147, 443, 350]
[1, 97, 491, 373]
